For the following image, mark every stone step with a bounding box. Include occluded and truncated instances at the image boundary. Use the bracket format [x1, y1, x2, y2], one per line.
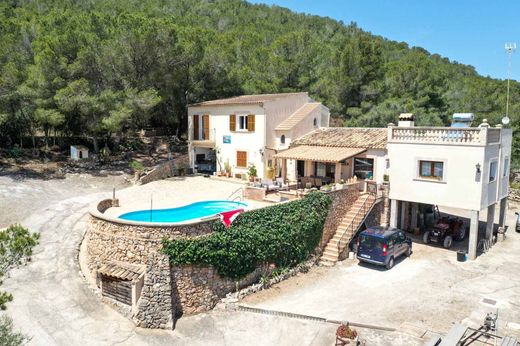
[320, 254, 338, 263]
[323, 248, 339, 257]
[319, 259, 336, 267]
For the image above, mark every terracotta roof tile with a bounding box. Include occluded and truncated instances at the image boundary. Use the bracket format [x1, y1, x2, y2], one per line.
[292, 127, 387, 149]
[274, 145, 366, 163]
[275, 103, 321, 131]
[97, 262, 145, 282]
[189, 92, 308, 107]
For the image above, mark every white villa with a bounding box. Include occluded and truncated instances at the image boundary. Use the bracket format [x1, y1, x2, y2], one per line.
[187, 92, 330, 179]
[188, 93, 513, 262]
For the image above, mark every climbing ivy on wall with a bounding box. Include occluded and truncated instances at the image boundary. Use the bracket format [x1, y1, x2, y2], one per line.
[161, 192, 332, 280]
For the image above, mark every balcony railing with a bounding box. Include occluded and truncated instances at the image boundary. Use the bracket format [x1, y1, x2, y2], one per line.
[388, 126, 501, 146]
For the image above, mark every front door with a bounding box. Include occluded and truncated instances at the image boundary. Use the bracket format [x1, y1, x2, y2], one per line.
[297, 160, 305, 177]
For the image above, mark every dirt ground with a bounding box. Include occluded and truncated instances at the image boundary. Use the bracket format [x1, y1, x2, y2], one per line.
[0, 173, 130, 228]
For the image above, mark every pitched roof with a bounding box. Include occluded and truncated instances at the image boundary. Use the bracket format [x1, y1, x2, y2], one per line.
[189, 92, 308, 107]
[292, 127, 387, 149]
[275, 102, 321, 131]
[97, 262, 145, 282]
[273, 145, 366, 163]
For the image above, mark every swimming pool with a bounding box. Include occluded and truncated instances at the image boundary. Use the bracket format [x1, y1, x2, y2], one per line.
[118, 200, 247, 223]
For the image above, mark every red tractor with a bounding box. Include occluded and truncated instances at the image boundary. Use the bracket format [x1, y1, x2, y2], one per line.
[423, 216, 467, 249]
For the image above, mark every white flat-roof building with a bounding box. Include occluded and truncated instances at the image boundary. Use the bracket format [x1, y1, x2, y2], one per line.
[387, 115, 512, 260]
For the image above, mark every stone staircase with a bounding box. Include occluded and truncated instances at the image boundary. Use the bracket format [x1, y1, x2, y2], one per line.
[320, 193, 376, 266]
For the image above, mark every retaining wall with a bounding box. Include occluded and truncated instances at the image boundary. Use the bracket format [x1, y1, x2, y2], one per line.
[320, 183, 360, 249]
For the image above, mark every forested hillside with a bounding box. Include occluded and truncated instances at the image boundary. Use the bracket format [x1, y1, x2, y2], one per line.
[1, 0, 519, 161]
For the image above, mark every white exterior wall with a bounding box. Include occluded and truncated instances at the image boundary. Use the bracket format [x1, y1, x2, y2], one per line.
[387, 140, 511, 211]
[498, 129, 512, 201]
[188, 104, 266, 178]
[264, 94, 310, 149]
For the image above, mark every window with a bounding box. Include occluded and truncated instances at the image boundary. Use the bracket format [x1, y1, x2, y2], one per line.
[267, 160, 273, 168]
[231, 114, 255, 132]
[313, 118, 318, 127]
[314, 162, 335, 178]
[315, 162, 326, 177]
[193, 114, 209, 140]
[489, 160, 498, 182]
[236, 151, 247, 168]
[354, 157, 374, 180]
[504, 157, 510, 177]
[419, 160, 443, 180]
[238, 115, 248, 130]
[193, 114, 199, 140]
[280, 135, 285, 144]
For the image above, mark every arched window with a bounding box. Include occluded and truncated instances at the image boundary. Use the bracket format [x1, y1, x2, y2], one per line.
[313, 118, 318, 127]
[280, 135, 286, 144]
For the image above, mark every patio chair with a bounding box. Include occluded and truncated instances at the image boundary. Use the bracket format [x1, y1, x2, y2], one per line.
[275, 177, 289, 191]
[315, 178, 322, 188]
[261, 179, 279, 192]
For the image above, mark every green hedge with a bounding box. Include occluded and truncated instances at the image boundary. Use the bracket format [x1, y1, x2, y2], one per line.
[161, 192, 332, 280]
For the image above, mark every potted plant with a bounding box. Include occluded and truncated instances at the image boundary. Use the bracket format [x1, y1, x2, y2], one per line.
[177, 163, 186, 176]
[224, 160, 231, 178]
[248, 164, 257, 182]
[321, 184, 332, 192]
[336, 324, 358, 344]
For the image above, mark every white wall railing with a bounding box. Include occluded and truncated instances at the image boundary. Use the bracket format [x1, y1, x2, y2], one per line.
[387, 126, 501, 146]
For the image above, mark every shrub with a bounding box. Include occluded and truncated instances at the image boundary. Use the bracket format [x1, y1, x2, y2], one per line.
[248, 165, 257, 178]
[0, 316, 28, 346]
[162, 192, 331, 280]
[129, 160, 144, 172]
[6, 147, 23, 158]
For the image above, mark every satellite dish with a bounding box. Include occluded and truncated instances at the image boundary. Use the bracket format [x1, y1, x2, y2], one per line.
[502, 116, 510, 125]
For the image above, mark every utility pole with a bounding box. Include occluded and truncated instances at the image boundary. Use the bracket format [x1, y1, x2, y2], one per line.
[505, 42, 516, 120]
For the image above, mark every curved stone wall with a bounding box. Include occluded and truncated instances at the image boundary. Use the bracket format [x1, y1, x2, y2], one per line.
[86, 199, 219, 329]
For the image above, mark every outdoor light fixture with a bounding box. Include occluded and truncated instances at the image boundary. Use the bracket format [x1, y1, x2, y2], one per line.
[259, 148, 264, 156]
[476, 163, 481, 173]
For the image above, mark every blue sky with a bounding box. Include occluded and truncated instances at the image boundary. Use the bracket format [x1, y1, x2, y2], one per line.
[249, 0, 520, 81]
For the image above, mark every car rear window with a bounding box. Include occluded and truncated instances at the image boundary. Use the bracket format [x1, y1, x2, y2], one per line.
[359, 235, 384, 249]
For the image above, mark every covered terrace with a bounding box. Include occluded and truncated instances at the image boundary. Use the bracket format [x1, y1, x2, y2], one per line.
[273, 127, 388, 188]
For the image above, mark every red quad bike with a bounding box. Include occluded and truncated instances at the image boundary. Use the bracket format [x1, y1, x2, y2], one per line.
[423, 216, 467, 249]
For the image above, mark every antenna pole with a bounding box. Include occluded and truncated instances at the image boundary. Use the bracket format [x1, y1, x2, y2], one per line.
[505, 42, 516, 118]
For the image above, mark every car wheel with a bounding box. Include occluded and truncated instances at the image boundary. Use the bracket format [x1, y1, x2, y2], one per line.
[406, 246, 412, 257]
[455, 226, 467, 241]
[386, 257, 395, 270]
[423, 231, 431, 244]
[443, 235, 453, 249]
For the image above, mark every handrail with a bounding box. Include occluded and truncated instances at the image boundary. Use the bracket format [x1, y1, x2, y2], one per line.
[231, 195, 243, 203]
[227, 187, 243, 202]
[336, 187, 378, 254]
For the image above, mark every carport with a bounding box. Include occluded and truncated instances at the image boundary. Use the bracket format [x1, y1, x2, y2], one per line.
[389, 198, 508, 260]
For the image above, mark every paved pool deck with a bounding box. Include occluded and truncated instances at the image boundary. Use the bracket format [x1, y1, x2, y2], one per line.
[103, 176, 270, 219]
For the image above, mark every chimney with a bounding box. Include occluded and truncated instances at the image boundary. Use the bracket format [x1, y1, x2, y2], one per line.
[398, 113, 414, 127]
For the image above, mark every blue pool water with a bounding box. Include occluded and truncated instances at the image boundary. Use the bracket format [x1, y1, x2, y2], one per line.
[118, 200, 247, 223]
